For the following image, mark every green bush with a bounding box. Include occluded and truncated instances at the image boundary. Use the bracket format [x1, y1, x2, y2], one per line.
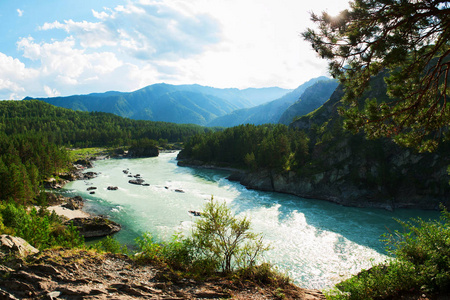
[92, 236, 128, 255]
[190, 198, 269, 273]
[0, 203, 84, 250]
[135, 199, 270, 277]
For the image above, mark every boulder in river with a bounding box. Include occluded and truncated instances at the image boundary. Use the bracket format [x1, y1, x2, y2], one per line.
[82, 171, 98, 180]
[129, 179, 145, 185]
[107, 186, 119, 190]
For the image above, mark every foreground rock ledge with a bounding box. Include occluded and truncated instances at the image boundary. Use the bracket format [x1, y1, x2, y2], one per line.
[0, 248, 325, 300]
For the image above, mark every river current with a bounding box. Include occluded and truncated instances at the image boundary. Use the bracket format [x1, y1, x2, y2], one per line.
[62, 152, 439, 289]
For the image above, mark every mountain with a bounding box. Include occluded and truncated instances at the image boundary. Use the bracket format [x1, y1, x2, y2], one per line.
[24, 83, 291, 126]
[207, 76, 330, 127]
[278, 79, 338, 125]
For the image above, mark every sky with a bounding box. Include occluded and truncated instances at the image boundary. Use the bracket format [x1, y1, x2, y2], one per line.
[0, 0, 351, 99]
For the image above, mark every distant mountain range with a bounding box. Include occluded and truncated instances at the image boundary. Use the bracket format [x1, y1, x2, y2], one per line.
[206, 76, 330, 127]
[25, 78, 336, 127]
[278, 79, 338, 125]
[25, 84, 291, 126]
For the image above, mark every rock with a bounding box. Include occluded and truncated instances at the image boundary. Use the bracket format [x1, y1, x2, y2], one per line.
[142, 183, 150, 187]
[45, 193, 66, 206]
[87, 186, 97, 191]
[63, 196, 84, 210]
[122, 170, 129, 174]
[175, 189, 185, 193]
[107, 186, 119, 190]
[129, 179, 145, 185]
[188, 210, 201, 217]
[89, 191, 95, 195]
[74, 159, 94, 168]
[82, 172, 97, 180]
[0, 235, 39, 259]
[68, 217, 121, 238]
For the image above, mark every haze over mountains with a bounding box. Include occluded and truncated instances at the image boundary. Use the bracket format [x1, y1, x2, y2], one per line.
[25, 77, 336, 127]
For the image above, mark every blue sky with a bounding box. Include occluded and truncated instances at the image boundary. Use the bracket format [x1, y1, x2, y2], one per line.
[0, 0, 350, 99]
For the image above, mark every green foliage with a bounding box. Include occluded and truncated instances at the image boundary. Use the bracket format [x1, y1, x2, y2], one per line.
[328, 208, 450, 299]
[236, 263, 290, 286]
[304, 0, 450, 152]
[0, 203, 84, 250]
[181, 124, 310, 171]
[135, 199, 270, 277]
[92, 236, 128, 255]
[0, 100, 212, 148]
[190, 198, 269, 273]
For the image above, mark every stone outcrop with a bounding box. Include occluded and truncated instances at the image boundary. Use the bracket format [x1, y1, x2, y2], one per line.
[0, 248, 324, 300]
[62, 196, 84, 210]
[68, 217, 121, 238]
[129, 178, 145, 185]
[0, 235, 39, 259]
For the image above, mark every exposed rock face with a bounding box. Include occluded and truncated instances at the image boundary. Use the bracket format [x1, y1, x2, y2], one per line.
[62, 196, 84, 210]
[0, 235, 39, 259]
[227, 138, 450, 210]
[74, 158, 94, 168]
[0, 248, 324, 300]
[68, 217, 121, 238]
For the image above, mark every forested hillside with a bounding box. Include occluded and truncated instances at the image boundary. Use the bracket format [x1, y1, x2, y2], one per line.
[278, 79, 338, 125]
[0, 100, 212, 205]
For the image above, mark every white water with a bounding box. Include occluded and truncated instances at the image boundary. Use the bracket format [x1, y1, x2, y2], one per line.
[62, 152, 439, 289]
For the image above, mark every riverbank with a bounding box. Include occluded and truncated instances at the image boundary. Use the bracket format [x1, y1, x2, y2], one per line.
[47, 204, 91, 219]
[176, 158, 449, 211]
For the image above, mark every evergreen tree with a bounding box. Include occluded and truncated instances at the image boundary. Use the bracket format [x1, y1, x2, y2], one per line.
[303, 0, 450, 152]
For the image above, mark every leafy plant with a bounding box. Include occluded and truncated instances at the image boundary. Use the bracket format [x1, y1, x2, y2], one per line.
[190, 197, 269, 273]
[92, 236, 128, 255]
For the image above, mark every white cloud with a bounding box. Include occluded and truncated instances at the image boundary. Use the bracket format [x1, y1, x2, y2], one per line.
[39, 1, 222, 59]
[2, 0, 350, 99]
[17, 9, 23, 17]
[44, 85, 60, 97]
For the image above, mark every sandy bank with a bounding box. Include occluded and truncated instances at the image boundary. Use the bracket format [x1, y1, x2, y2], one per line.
[47, 204, 91, 219]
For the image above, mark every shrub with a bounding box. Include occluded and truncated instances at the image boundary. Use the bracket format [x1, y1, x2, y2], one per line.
[190, 198, 269, 273]
[0, 203, 84, 250]
[92, 236, 128, 255]
[135, 198, 270, 277]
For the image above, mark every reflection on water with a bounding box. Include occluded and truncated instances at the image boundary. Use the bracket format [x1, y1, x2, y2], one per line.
[63, 152, 439, 289]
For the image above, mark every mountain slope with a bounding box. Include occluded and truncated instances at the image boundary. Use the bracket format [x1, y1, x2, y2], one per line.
[24, 83, 291, 126]
[207, 76, 330, 127]
[278, 79, 338, 125]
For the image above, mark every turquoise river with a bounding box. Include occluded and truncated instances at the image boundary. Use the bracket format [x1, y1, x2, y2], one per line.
[62, 152, 439, 289]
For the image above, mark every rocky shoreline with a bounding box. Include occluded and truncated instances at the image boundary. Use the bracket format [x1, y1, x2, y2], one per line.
[176, 159, 449, 211]
[43, 156, 123, 239]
